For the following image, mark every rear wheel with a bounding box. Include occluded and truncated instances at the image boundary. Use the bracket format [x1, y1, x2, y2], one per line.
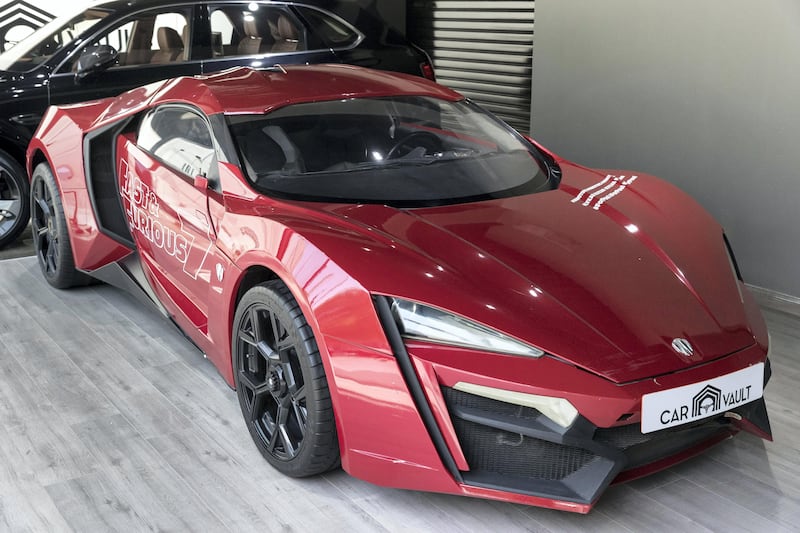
[233, 281, 339, 477]
[0, 149, 30, 249]
[30, 162, 91, 289]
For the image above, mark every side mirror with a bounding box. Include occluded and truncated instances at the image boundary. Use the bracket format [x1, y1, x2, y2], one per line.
[76, 45, 119, 80]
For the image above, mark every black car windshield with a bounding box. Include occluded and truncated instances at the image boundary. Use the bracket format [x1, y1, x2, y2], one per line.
[0, 8, 110, 72]
[228, 96, 554, 207]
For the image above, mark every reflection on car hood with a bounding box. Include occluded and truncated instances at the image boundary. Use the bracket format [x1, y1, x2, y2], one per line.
[312, 161, 755, 383]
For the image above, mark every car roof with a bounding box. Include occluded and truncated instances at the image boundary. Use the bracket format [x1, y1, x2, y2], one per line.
[126, 64, 461, 116]
[96, 64, 463, 126]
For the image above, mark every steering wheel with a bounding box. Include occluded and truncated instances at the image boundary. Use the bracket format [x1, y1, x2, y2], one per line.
[386, 131, 442, 159]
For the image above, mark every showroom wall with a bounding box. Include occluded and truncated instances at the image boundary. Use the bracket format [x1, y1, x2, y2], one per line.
[531, 0, 800, 299]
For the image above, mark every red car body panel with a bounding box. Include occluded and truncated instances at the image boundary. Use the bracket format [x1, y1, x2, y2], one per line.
[26, 65, 772, 513]
[311, 168, 755, 384]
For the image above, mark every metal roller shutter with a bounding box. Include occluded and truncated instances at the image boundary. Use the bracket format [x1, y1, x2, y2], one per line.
[408, 1, 535, 133]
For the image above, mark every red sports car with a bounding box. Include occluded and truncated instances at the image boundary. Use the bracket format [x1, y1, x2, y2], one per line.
[27, 65, 772, 513]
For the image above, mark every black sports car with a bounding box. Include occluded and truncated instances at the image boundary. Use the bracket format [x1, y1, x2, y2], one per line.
[0, 0, 433, 248]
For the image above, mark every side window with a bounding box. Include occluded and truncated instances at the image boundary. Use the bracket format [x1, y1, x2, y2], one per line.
[137, 107, 218, 179]
[208, 3, 306, 57]
[13, 12, 109, 72]
[62, 9, 191, 71]
[293, 6, 360, 49]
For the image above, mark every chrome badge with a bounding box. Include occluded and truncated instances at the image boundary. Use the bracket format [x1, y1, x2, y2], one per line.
[671, 338, 694, 357]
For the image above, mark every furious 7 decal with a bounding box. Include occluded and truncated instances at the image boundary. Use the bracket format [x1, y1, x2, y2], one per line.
[120, 159, 213, 280]
[572, 174, 638, 210]
[178, 210, 213, 280]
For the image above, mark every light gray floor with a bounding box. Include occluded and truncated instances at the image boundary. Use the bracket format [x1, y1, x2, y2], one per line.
[0, 256, 798, 532]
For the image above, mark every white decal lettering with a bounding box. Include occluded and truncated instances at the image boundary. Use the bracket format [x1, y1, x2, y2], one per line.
[119, 159, 210, 280]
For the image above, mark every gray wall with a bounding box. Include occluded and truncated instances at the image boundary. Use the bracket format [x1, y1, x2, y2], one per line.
[531, 0, 800, 298]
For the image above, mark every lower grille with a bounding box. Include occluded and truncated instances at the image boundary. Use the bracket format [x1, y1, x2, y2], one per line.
[441, 385, 738, 504]
[595, 423, 655, 448]
[453, 418, 596, 481]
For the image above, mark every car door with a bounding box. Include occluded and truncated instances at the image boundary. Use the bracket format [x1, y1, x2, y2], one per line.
[199, 2, 338, 74]
[118, 104, 218, 334]
[47, 5, 202, 106]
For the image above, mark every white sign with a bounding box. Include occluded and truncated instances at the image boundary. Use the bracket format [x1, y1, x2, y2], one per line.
[641, 363, 763, 434]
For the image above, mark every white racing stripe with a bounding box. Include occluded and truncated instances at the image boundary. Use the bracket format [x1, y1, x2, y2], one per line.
[572, 175, 638, 210]
[593, 175, 638, 210]
[571, 174, 613, 203]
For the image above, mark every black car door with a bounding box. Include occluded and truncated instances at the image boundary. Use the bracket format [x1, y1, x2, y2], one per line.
[47, 5, 203, 107]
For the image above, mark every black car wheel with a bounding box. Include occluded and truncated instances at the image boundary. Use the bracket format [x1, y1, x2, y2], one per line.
[233, 281, 339, 477]
[30, 163, 91, 289]
[0, 149, 30, 249]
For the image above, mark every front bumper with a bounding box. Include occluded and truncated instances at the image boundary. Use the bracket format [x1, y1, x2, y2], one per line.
[326, 296, 773, 514]
[441, 375, 771, 507]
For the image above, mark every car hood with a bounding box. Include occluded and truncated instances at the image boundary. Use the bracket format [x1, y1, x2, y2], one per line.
[300, 162, 755, 383]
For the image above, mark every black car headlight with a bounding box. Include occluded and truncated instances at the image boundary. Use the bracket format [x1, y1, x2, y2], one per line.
[389, 298, 544, 358]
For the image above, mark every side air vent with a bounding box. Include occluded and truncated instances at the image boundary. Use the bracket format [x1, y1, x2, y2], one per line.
[84, 120, 134, 246]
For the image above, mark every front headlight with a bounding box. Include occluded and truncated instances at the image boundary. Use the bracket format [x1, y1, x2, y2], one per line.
[389, 298, 544, 358]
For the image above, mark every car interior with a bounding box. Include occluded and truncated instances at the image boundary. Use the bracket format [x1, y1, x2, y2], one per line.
[123, 14, 190, 65]
[211, 7, 305, 58]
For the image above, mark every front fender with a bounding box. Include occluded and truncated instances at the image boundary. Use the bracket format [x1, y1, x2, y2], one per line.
[217, 217, 453, 487]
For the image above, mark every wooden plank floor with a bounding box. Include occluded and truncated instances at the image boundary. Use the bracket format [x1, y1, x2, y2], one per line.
[0, 256, 798, 532]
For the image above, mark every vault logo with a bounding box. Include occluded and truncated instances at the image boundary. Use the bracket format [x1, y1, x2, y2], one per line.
[640, 363, 764, 433]
[691, 385, 722, 417]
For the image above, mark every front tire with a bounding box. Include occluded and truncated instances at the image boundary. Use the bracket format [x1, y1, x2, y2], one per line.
[0, 149, 30, 249]
[30, 162, 91, 289]
[232, 281, 339, 477]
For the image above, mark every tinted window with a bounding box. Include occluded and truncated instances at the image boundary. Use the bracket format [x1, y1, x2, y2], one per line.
[294, 6, 360, 49]
[209, 3, 307, 57]
[61, 9, 192, 72]
[137, 107, 218, 179]
[229, 97, 554, 207]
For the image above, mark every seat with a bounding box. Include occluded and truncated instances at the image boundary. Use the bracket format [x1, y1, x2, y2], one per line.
[237, 125, 304, 178]
[180, 25, 191, 61]
[238, 129, 286, 177]
[125, 26, 153, 65]
[237, 17, 263, 55]
[271, 15, 300, 53]
[150, 27, 183, 63]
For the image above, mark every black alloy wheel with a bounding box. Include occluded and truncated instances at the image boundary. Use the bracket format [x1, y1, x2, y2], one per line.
[30, 163, 90, 288]
[233, 281, 339, 477]
[0, 150, 30, 249]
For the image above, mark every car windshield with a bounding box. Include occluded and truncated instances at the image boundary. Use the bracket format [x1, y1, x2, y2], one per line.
[228, 96, 554, 207]
[0, 6, 110, 72]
